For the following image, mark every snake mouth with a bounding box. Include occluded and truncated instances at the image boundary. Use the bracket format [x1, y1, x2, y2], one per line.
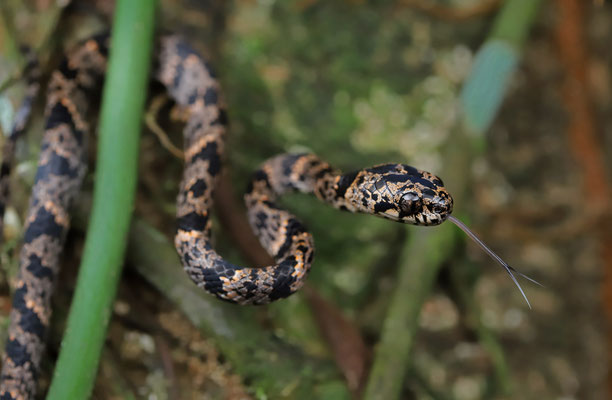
[412, 212, 446, 226]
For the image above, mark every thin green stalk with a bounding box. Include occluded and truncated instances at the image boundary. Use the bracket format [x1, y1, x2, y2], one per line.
[461, 0, 543, 136]
[46, 0, 157, 398]
[491, 0, 542, 46]
[363, 225, 455, 400]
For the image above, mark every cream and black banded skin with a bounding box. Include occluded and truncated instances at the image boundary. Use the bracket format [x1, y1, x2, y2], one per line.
[0, 34, 109, 400]
[178, 147, 453, 305]
[178, 152, 453, 305]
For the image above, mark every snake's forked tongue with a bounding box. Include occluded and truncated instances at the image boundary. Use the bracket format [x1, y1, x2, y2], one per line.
[446, 215, 542, 309]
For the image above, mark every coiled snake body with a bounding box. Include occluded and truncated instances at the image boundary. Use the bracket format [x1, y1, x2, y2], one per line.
[0, 34, 532, 399]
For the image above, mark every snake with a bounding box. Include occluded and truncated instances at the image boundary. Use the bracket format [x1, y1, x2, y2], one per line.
[0, 34, 537, 399]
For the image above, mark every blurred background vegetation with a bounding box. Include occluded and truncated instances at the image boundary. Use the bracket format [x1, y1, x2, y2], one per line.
[0, 0, 611, 399]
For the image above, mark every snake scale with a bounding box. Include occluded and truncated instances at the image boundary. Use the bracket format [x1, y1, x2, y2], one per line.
[0, 34, 535, 399]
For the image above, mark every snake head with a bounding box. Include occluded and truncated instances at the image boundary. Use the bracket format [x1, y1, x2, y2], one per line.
[344, 163, 453, 225]
[338, 162, 539, 308]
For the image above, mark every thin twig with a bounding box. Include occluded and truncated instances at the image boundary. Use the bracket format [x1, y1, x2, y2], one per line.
[144, 94, 185, 159]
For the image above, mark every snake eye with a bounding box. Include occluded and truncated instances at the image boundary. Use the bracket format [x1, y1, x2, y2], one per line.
[432, 204, 445, 214]
[399, 192, 421, 215]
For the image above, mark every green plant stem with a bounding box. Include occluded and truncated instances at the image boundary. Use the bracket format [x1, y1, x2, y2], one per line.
[46, 0, 157, 398]
[363, 225, 455, 400]
[491, 0, 542, 45]
[461, 0, 543, 136]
